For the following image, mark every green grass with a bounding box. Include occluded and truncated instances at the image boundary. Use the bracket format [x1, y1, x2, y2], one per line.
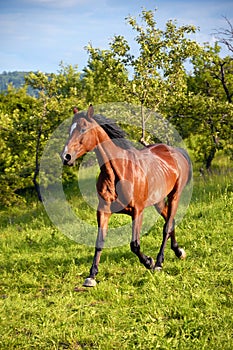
[0, 172, 232, 349]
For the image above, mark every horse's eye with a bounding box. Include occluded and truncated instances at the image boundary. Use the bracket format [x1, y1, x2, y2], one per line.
[80, 128, 86, 134]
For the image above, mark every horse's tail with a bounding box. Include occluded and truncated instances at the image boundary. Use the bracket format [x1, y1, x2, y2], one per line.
[176, 148, 193, 185]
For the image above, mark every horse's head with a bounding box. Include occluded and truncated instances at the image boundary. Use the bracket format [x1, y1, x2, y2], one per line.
[62, 105, 99, 166]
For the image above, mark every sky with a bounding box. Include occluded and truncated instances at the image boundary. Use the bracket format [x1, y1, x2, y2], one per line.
[0, 0, 232, 73]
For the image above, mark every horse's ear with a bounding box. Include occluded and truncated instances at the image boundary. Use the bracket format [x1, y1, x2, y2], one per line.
[87, 104, 94, 120]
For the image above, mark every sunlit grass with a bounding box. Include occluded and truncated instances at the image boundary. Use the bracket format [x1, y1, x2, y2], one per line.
[0, 171, 232, 349]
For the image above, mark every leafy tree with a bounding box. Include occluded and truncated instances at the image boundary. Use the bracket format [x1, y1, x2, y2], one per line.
[109, 10, 201, 144]
[0, 85, 38, 205]
[82, 44, 129, 104]
[25, 66, 85, 200]
[186, 43, 233, 170]
[0, 65, 84, 205]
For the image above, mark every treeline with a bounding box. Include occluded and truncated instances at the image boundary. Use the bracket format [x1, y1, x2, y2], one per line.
[0, 71, 44, 96]
[0, 9, 232, 206]
[0, 71, 27, 91]
[0, 71, 39, 96]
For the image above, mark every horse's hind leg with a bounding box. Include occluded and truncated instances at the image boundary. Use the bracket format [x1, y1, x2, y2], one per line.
[154, 194, 186, 270]
[170, 229, 186, 260]
[130, 211, 155, 270]
[154, 199, 167, 268]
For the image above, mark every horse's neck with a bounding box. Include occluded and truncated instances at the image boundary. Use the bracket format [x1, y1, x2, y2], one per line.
[94, 138, 126, 179]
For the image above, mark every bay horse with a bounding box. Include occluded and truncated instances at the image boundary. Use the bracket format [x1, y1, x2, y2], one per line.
[62, 105, 192, 287]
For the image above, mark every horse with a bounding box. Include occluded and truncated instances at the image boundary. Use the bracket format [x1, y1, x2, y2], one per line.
[62, 105, 192, 287]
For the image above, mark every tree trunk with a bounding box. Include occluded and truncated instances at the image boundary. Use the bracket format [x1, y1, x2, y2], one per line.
[219, 62, 232, 103]
[139, 100, 149, 146]
[33, 94, 46, 202]
[33, 122, 42, 202]
[141, 101, 145, 141]
[205, 146, 216, 173]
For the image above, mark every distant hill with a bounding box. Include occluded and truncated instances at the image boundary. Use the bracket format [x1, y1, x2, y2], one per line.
[0, 70, 84, 95]
[0, 71, 31, 91]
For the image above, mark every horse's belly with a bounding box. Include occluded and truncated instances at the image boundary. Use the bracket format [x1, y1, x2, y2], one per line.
[144, 188, 165, 207]
[135, 168, 176, 207]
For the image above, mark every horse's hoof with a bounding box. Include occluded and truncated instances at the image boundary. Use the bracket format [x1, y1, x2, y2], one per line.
[153, 266, 162, 272]
[83, 277, 97, 287]
[146, 257, 156, 270]
[179, 248, 186, 260]
[149, 258, 156, 270]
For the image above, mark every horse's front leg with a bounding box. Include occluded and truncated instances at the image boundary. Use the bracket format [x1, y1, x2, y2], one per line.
[130, 211, 155, 270]
[83, 210, 110, 287]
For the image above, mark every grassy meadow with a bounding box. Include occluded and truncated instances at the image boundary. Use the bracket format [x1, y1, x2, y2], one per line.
[0, 164, 233, 349]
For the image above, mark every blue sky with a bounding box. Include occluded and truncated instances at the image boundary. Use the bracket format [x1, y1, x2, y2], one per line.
[0, 0, 232, 73]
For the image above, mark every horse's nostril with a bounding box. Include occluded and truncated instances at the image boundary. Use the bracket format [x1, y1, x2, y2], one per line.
[65, 154, 71, 161]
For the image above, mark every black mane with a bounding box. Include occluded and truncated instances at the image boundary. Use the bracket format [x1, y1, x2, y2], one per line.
[74, 112, 133, 150]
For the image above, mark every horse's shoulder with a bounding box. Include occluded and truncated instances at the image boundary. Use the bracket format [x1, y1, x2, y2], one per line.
[147, 143, 172, 155]
[147, 143, 177, 166]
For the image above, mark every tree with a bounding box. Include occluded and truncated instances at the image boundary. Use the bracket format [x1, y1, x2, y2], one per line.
[25, 66, 85, 201]
[186, 43, 233, 170]
[82, 44, 129, 104]
[0, 85, 38, 205]
[109, 10, 201, 144]
[0, 64, 85, 205]
[75, 8, 201, 146]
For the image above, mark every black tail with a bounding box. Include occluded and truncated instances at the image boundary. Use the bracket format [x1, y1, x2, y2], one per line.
[176, 147, 193, 184]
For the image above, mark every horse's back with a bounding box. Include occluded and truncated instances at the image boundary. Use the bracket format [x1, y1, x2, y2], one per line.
[147, 144, 177, 168]
[146, 143, 191, 186]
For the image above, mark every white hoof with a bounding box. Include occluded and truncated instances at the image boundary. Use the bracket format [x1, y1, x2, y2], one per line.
[154, 266, 162, 272]
[179, 248, 186, 260]
[83, 277, 97, 287]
